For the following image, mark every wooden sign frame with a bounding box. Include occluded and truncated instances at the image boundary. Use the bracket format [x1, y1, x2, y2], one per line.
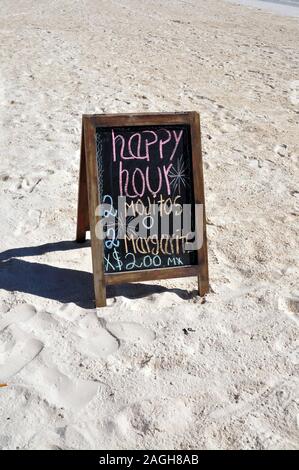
[76, 112, 209, 307]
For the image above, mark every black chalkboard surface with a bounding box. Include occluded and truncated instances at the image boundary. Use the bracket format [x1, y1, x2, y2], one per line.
[76, 113, 209, 307]
[95, 125, 197, 274]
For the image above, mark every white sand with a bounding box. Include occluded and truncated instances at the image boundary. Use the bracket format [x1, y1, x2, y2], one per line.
[0, 0, 298, 450]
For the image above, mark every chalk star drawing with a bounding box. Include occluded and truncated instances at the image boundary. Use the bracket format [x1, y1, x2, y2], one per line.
[169, 154, 190, 193]
[116, 212, 136, 239]
[104, 208, 136, 241]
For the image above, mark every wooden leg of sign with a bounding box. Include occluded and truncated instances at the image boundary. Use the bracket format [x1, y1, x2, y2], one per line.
[76, 121, 106, 307]
[194, 203, 209, 297]
[198, 236, 209, 297]
[76, 127, 90, 243]
[93, 263, 107, 308]
[189, 111, 209, 297]
[90, 236, 107, 308]
[83, 117, 107, 308]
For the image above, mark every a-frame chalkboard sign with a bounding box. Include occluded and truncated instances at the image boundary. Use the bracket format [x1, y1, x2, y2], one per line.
[76, 113, 208, 307]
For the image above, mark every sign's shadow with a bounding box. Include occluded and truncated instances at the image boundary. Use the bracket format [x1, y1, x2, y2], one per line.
[0, 241, 194, 308]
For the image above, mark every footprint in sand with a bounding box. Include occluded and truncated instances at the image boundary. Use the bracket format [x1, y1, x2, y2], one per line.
[278, 294, 299, 324]
[108, 398, 192, 438]
[274, 144, 288, 158]
[14, 209, 41, 235]
[0, 334, 43, 382]
[28, 365, 99, 412]
[77, 328, 120, 360]
[0, 304, 42, 382]
[1, 170, 54, 194]
[75, 314, 119, 359]
[0, 172, 10, 182]
[55, 302, 84, 322]
[105, 321, 156, 344]
[290, 190, 299, 215]
[0, 303, 37, 331]
[75, 314, 155, 359]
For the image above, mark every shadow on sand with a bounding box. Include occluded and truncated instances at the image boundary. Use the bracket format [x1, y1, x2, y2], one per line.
[0, 241, 195, 308]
